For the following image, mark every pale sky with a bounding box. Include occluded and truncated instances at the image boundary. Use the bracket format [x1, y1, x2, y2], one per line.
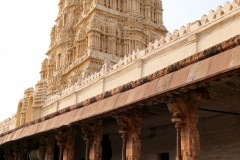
[0, 0, 228, 122]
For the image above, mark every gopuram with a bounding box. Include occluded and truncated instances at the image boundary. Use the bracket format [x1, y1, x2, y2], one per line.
[0, 0, 240, 160]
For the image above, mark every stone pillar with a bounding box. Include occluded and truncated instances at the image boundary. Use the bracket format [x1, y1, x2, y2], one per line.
[38, 139, 47, 160]
[168, 94, 202, 160]
[55, 132, 66, 160]
[22, 141, 32, 160]
[44, 137, 55, 160]
[13, 144, 24, 160]
[81, 120, 102, 160]
[121, 132, 127, 160]
[116, 110, 142, 160]
[63, 127, 78, 160]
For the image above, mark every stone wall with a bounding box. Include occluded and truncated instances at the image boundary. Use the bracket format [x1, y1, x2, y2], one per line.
[199, 114, 240, 160]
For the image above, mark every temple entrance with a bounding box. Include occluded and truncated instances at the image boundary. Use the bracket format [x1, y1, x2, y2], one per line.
[102, 135, 112, 160]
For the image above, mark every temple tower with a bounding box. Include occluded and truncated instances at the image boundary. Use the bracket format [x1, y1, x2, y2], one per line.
[44, 0, 167, 96]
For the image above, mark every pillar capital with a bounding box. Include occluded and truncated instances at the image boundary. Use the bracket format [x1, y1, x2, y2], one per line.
[116, 109, 143, 135]
[13, 143, 25, 160]
[55, 131, 67, 160]
[168, 89, 208, 125]
[116, 109, 143, 160]
[81, 120, 103, 160]
[43, 136, 56, 160]
[81, 120, 103, 142]
[55, 131, 67, 150]
[21, 140, 33, 152]
[55, 127, 79, 160]
[167, 89, 208, 160]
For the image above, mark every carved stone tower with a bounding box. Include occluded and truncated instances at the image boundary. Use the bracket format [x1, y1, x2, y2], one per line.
[14, 0, 167, 125]
[43, 0, 167, 96]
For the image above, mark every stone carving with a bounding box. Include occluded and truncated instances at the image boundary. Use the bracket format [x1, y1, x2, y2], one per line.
[6, 0, 239, 130]
[81, 120, 102, 160]
[43, 0, 166, 97]
[117, 109, 143, 160]
[13, 144, 25, 160]
[54, 129, 78, 160]
[43, 137, 55, 160]
[38, 139, 47, 160]
[63, 127, 79, 160]
[168, 90, 209, 160]
[53, 129, 78, 160]
[55, 131, 67, 160]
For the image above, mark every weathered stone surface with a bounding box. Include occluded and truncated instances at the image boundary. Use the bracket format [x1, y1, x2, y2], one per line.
[117, 109, 143, 160]
[82, 120, 103, 160]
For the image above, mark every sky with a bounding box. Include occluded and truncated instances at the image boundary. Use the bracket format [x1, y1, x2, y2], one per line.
[0, 0, 228, 122]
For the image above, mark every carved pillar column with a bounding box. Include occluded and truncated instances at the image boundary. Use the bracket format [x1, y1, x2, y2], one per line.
[121, 132, 127, 160]
[167, 91, 207, 160]
[13, 144, 25, 160]
[168, 107, 184, 160]
[64, 127, 78, 160]
[22, 141, 33, 160]
[85, 138, 90, 160]
[117, 110, 142, 160]
[175, 122, 183, 160]
[81, 120, 102, 160]
[44, 137, 55, 160]
[38, 139, 47, 160]
[59, 142, 65, 160]
[55, 132, 66, 160]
